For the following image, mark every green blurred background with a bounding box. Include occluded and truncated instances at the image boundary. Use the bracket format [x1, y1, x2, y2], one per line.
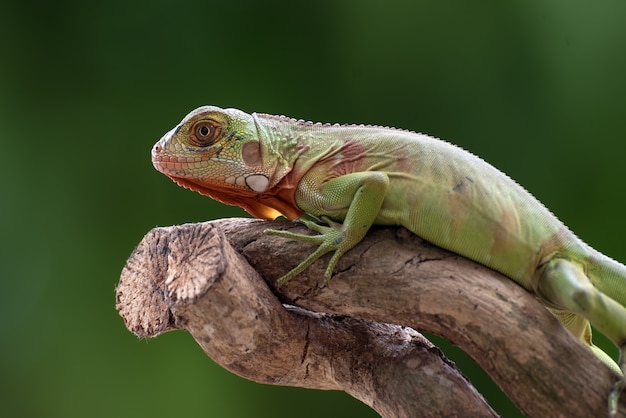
[2, 0, 625, 417]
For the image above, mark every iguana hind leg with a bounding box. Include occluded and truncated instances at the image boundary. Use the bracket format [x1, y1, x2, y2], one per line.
[537, 258, 626, 415]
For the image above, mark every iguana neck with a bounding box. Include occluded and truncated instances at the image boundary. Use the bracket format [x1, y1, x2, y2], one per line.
[253, 113, 314, 160]
[252, 113, 340, 178]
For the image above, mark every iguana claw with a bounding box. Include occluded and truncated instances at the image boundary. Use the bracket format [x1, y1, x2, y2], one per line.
[265, 217, 346, 286]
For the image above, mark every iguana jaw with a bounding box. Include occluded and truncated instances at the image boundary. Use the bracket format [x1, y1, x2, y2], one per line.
[168, 175, 216, 197]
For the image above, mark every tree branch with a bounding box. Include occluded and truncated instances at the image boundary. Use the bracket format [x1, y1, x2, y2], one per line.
[116, 218, 624, 417]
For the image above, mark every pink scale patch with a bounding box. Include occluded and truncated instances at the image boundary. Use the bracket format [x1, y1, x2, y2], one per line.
[331, 139, 366, 176]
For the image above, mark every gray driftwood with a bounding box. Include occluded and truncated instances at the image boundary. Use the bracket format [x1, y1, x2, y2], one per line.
[116, 218, 624, 417]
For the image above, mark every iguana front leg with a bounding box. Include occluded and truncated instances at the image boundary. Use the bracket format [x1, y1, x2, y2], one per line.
[266, 171, 390, 286]
[537, 258, 626, 416]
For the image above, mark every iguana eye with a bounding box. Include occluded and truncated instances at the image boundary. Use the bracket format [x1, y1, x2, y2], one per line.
[190, 120, 221, 147]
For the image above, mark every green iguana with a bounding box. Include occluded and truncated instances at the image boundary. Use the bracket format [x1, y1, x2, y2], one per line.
[152, 105, 626, 415]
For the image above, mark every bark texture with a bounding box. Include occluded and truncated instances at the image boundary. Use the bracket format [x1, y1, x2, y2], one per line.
[116, 218, 624, 417]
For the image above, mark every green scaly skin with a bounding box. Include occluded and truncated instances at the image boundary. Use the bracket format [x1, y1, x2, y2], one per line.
[152, 105, 626, 415]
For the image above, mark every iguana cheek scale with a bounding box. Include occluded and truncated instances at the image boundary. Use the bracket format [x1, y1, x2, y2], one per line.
[152, 105, 626, 415]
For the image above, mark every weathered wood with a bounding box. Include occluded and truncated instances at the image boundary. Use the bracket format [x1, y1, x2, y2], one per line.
[117, 218, 624, 417]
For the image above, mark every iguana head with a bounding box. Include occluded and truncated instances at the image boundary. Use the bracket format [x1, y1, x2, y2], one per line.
[152, 105, 302, 220]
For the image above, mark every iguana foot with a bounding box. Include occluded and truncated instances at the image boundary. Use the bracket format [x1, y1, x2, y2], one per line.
[265, 217, 347, 286]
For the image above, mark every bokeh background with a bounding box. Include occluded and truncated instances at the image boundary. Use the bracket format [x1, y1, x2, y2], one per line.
[2, 1, 625, 417]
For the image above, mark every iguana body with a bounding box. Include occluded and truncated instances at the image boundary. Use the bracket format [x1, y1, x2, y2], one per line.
[152, 105, 626, 414]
